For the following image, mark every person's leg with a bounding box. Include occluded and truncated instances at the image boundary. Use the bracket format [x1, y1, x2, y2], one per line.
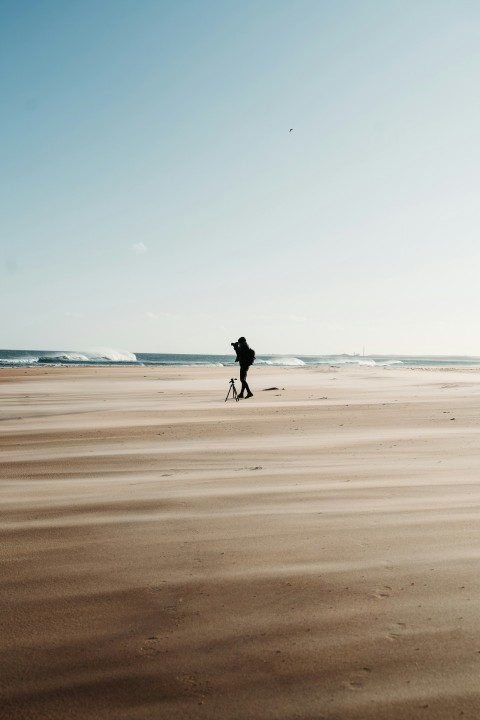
[239, 366, 247, 397]
[240, 366, 253, 398]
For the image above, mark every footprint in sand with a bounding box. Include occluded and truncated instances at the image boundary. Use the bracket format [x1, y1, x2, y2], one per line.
[372, 586, 392, 599]
[387, 622, 407, 641]
[343, 666, 372, 691]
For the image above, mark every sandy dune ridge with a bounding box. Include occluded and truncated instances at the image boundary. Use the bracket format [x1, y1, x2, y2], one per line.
[2, 365, 480, 719]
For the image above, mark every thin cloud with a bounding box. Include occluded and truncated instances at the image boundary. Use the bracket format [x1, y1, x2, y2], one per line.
[133, 242, 147, 255]
[145, 311, 158, 320]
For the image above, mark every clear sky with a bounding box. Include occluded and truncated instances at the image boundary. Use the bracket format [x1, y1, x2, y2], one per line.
[2, 0, 480, 355]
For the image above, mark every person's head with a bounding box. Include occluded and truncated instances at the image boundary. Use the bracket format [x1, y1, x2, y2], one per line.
[238, 336, 246, 344]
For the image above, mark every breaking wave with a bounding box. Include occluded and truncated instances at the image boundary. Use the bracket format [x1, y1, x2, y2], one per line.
[0, 357, 37, 365]
[38, 353, 90, 363]
[87, 348, 137, 362]
[33, 348, 137, 365]
[3, 350, 480, 369]
[257, 357, 306, 367]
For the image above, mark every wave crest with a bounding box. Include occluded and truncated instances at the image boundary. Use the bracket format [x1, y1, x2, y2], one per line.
[87, 347, 137, 362]
[36, 348, 138, 365]
[257, 357, 306, 367]
[0, 357, 38, 365]
[38, 353, 90, 363]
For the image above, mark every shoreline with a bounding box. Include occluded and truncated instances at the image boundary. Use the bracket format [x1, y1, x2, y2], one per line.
[3, 365, 480, 718]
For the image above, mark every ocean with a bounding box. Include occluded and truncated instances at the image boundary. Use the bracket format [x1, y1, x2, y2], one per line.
[2, 348, 480, 369]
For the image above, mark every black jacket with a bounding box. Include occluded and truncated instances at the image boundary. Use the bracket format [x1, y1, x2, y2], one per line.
[235, 341, 252, 368]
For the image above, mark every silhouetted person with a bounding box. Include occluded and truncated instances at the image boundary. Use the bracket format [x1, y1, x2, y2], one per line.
[231, 336, 254, 399]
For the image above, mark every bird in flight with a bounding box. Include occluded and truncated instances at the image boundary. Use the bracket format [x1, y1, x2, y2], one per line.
[289, 128, 294, 132]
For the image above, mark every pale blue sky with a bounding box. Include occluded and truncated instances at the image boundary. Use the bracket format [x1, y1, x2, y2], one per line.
[2, 0, 480, 355]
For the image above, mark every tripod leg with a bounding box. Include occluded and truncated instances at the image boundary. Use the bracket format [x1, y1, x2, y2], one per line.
[225, 386, 232, 402]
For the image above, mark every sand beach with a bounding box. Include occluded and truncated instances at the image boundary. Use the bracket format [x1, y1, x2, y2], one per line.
[2, 364, 480, 719]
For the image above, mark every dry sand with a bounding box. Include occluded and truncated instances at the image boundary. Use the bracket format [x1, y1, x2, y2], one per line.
[2, 364, 480, 719]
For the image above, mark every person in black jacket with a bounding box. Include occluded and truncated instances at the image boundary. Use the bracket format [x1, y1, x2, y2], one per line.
[232, 336, 254, 399]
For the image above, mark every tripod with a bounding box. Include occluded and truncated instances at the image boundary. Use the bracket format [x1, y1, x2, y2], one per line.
[225, 378, 240, 402]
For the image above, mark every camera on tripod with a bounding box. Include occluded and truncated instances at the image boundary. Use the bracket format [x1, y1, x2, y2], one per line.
[225, 377, 239, 402]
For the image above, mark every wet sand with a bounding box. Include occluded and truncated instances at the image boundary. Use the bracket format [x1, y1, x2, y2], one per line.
[2, 364, 480, 719]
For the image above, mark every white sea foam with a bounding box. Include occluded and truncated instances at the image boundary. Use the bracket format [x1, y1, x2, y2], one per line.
[334, 358, 377, 367]
[35, 348, 138, 364]
[258, 357, 306, 367]
[37, 352, 90, 363]
[0, 357, 38, 365]
[312, 358, 404, 367]
[331, 358, 404, 367]
[60, 353, 90, 361]
[86, 347, 137, 362]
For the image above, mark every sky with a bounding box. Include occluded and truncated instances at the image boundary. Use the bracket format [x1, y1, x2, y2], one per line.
[2, 0, 480, 356]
